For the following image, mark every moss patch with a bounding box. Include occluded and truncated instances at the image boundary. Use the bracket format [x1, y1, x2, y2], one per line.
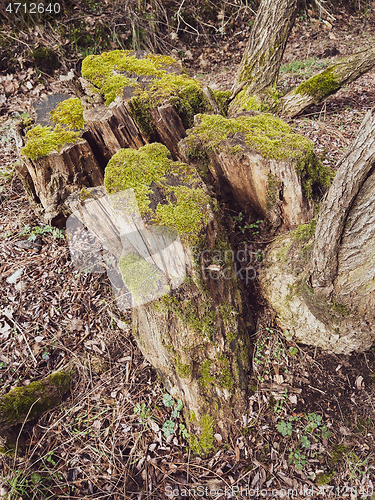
[81, 50, 210, 138]
[295, 67, 340, 100]
[104, 143, 211, 244]
[0, 369, 73, 426]
[50, 97, 85, 130]
[184, 113, 334, 200]
[294, 218, 317, 242]
[189, 413, 215, 455]
[21, 124, 80, 160]
[119, 252, 169, 302]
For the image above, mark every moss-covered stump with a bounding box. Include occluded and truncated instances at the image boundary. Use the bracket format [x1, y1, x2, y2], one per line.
[79, 50, 212, 159]
[0, 366, 73, 442]
[14, 100, 103, 225]
[68, 143, 254, 453]
[180, 112, 334, 232]
[282, 47, 375, 117]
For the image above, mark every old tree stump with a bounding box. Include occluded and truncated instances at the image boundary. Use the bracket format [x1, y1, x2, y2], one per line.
[11, 49, 347, 453]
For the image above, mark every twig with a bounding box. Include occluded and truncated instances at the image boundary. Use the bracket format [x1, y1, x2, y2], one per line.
[6, 316, 38, 366]
[13, 397, 41, 466]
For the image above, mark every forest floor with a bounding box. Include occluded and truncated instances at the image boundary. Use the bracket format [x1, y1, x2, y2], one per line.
[1, 5, 375, 499]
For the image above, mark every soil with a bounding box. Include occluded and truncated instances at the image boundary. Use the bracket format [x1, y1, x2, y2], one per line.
[1, 3, 375, 499]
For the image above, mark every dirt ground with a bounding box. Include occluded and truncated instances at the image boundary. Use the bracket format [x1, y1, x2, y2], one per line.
[1, 4, 375, 499]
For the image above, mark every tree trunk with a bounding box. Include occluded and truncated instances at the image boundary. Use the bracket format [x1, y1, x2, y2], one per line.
[260, 109, 375, 354]
[66, 144, 254, 453]
[230, 0, 297, 113]
[282, 47, 375, 117]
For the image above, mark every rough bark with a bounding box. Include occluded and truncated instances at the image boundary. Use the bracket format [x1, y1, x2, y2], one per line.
[232, 0, 297, 97]
[282, 47, 375, 117]
[260, 109, 375, 354]
[66, 145, 254, 453]
[14, 123, 103, 226]
[311, 109, 375, 294]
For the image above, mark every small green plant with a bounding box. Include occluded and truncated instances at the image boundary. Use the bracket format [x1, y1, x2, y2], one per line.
[289, 447, 307, 470]
[161, 394, 187, 439]
[277, 420, 293, 437]
[134, 402, 153, 424]
[289, 346, 298, 356]
[233, 213, 263, 234]
[20, 224, 65, 241]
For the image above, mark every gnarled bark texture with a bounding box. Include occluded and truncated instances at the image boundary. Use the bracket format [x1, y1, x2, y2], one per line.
[229, 0, 297, 115]
[261, 109, 375, 354]
[282, 47, 375, 117]
[65, 145, 254, 454]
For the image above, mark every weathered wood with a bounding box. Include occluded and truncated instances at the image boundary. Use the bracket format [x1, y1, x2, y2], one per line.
[14, 123, 103, 225]
[67, 144, 254, 452]
[311, 109, 375, 293]
[82, 100, 147, 166]
[282, 47, 375, 117]
[179, 112, 327, 232]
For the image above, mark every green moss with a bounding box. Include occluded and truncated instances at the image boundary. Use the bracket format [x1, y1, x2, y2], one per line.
[184, 113, 334, 200]
[296, 151, 334, 199]
[81, 51, 210, 137]
[160, 294, 215, 340]
[315, 473, 335, 486]
[233, 91, 262, 113]
[210, 89, 231, 116]
[50, 97, 85, 130]
[332, 302, 350, 316]
[185, 113, 312, 162]
[81, 51, 176, 103]
[329, 444, 350, 465]
[296, 67, 340, 100]
[175, 358, 192, 379]
[104, 143, 211, 244]
[294, 218, 317, 242]
[219, 303, 238, 329]
[226, 331, 236, 343]
[21, 124, 80, 160]
[189, 414, 215, 455]
[217, 355, 234, 390]
[119, 252, 169, 302]
[200, 359, 214, 388]
[0, 370, 73, 425]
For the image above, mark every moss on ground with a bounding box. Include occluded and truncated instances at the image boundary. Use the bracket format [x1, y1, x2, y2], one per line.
[104, 143, 211, 244]
[31, 46, 59, 75]
[21, 124, 80, 160]
[50, 97, 85, 130]
[0, 369, 73, 426]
